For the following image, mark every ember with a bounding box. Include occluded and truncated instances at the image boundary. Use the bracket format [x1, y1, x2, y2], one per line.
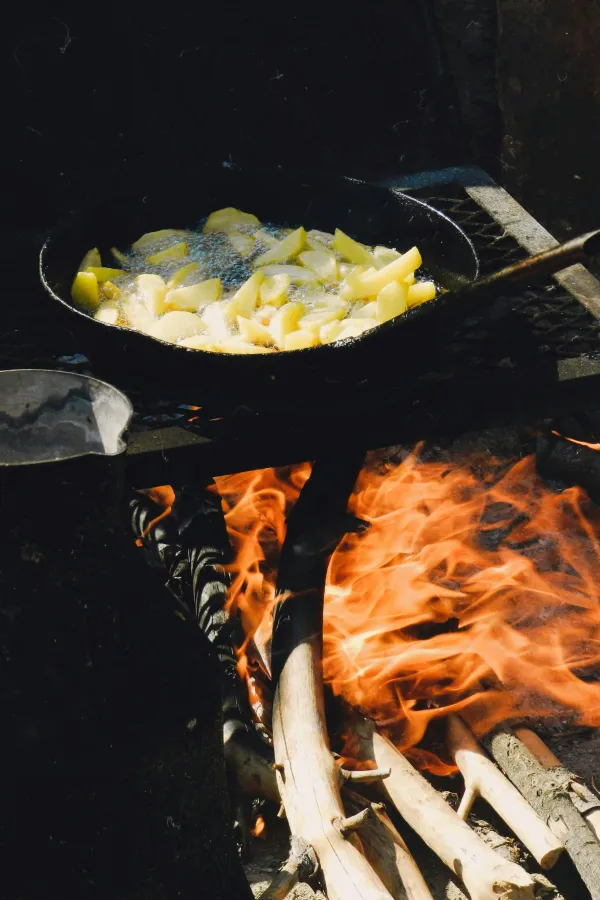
[215, 447, 600, 770]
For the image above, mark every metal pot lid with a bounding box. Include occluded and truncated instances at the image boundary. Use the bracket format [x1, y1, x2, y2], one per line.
[0, 369, 133, 466]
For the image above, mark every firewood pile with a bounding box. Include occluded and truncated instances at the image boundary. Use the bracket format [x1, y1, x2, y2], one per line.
[131, 451, 600, 900]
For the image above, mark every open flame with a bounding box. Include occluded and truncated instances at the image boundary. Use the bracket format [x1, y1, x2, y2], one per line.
[214, 447, 600, 770]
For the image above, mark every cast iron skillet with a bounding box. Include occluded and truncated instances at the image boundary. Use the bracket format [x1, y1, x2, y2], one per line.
[40, 166, 479, 413]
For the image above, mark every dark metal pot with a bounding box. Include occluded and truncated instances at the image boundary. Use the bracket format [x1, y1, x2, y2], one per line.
[40, 166, 479, 413]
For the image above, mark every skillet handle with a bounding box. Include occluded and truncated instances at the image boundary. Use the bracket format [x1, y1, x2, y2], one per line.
[453, 229, 600, 305]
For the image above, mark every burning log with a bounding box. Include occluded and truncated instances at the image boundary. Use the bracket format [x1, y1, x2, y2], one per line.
[270, 453, 395, 900]
[351, 719, 537, 900]
[484, 726, 600, 900]
[514, 727, 600, 843]
[447, 715, 564, 869]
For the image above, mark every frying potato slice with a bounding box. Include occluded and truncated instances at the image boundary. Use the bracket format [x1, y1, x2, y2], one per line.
[299, 308, 346, 334]
[237, 316, 273, 346]
[203, 208, 261, 233]
[404, 272, 416, 285]
[146, 242, 189, 265]
[298, 250, 339, 283]
[376, 281, 408, 323]
[72, 271, 100, 309]
[259, 273, 291, 307]
[373, 246, 401, 267]
[201, 302, 230, 341]
[137, 274, 167, 316]
[151, 311, 204, 343]
[269, 301, 305, 348]
[79, 247, 101, 271]
[102, 281, 122, 301]
[213, 337, 275, 355]
[253, 304, 279, 325]
[351, 247, 422, 300]
[260, 264, 320, 284]
[307, 229, 334, 245]
[167, 261, 202, 289]
[121, 296, 157, 334]
[352, 300, 377, 319]
[166, 279, 222, 312]
[94, 302, 119, 325]
[284, 329, 319, 351]
[336, 318, 378, 340]
[111, 247, 129, 266]
[408, 281, 437, 307]
[86, 266, 125, 282]
[320, 320, 342, 344]
[179, 334, 215, 350]
[253, 227, 306, 267]
[224, 272, 265, 320]
[254, 230, 280, 248]
[338, 265, 367, 301]
[228, 232, 255, 257]
[132, 229, 188, 251]
[332, 229, 374, 266]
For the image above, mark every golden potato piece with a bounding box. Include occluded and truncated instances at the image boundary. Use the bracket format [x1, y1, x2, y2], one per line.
[213, 337, 275, 355]
[351, 300, 377, 319]
[224, 272, 265, 320]
[373, 246, 401, 267]
[299, 308, 345, 334]
[179, 334, 215, 350]
[337, 318, 378, 340]
[376, 281, 408, 323]
[150, 311, 204, 343]
[72, 271, 100, 309]
[121, 296, 157, 334]
[408, 281, 437, 307]
[203, 208, 261, 233]
[94, 302, 119, 325]
[284, 329, 319, 351]
[167, 261, 202, 289]
[332, 229, 374, 266]
[146, 242, 188, 265]
[351, 247, 422, 300]
[269, 301, 305, 348]
[404, 272, 416, 285]
[111, 247, 129, 266]
[102, 281, 122, 301]
[166, 279, 222, 312]
[228, 232, 255, 257]
[260, 264, 320, 284]
[253, 304, 279, 325]
[320, 320, 342, 344]
[137, 274, 167, 316]
[201, 302, 230, 341]
[254, 230, 280, 248]
[79, 248, 101, 271]
[253, 227, 306, 267]
[237, 316, 273, 346]
[259, 273, 291, 307]
[132, 229, 188, 251]
[298, 250, 339, 283]
[86, 266, 125, 282]
[338, 265, 368, 301]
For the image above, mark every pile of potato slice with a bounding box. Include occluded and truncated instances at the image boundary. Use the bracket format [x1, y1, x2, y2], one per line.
[71, 208, 437, 354]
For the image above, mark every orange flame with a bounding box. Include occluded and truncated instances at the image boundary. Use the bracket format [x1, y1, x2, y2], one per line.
[552, 430, 600, 452]
[214, 448, 600, 767]
[251, 814, 267, 839]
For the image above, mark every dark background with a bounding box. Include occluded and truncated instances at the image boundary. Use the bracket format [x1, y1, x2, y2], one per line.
[2, 1, 599, 242]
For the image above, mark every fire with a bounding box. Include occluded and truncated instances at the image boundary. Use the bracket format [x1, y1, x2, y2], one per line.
[214, 447, 600, 769]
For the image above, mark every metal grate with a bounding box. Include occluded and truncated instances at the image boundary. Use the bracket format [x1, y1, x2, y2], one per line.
[408, 186, 600, 360]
